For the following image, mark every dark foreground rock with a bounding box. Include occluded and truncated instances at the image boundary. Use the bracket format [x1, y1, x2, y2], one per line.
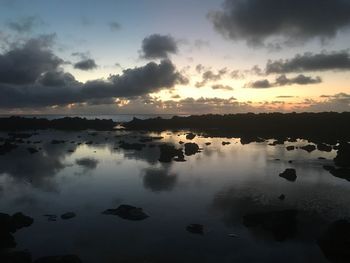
[318, 220, 350, 263]
[0, 142, 18, 155]
[184, 143, 200, 156]
[317, 143, 333, 152]
[334, 142, 350, 168]
[243, 209, 298, 241]
[102, 205, 149, 221]
[186, 224, 204, 235]
[279, 168, 297, 182]
[61, 212, 76, 220]
[323, 166, 350, 181]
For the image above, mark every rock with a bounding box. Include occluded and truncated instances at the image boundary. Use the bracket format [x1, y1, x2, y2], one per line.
[222, 141, 231, 146]
[158, 144, 184, 162]
[205, 142, 211, 146]
[243, 209, 298, 241]
[318, 220, 350, 263]
[323, 165, 350, 181]
[11, 213, 34, 230]
[179, 141, 184, 145]
[186, 224, 204, 235]
[318, 157, 326, 160]
[184, 143, 200, 156]
[317, 143, 333, 152]
[61, 212, 76, 220]
[102, 205, 149, 221]
[279, 168, 297, 182]
[286, 146, 295, 151]
[334, 142, 350, 168]
[300, 144, 316, 153]
[186, 133, 196, 140]
[279, 194, 286, 200]
[34, 255, 82, 263]
[44, 214, 57, 222]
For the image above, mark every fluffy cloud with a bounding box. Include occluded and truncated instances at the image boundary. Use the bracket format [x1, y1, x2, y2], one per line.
[247, 74, 321, 88]
[195, 68, 228, 87]
[209, 0, 350, 46]
[0, 36, 63, 84]
[266, 50, 350, 74]
[74, 58, 98, 70]
[141, 34, 178, 59]
[0, 38, 187, 109]
[211, 84, 233, 91]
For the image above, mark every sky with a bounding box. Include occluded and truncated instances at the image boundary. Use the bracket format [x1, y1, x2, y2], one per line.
[0, 0, 350, 115]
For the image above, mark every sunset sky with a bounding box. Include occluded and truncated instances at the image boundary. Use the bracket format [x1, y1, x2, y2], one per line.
[0, 0, 350, 114]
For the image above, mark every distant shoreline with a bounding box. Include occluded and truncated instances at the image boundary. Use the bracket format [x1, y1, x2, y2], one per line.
[0, 112, 350, 143]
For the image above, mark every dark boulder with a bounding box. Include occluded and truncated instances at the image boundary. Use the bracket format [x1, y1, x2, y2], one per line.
[119, 142, 146, 151]
[186, 133, 196, 140]
[102, 204, 149, 221]
[184, 143, 200, 156]
[286, 146, 295, 151]
[279, 169, 297, 182]
[334, 142, 350, 168]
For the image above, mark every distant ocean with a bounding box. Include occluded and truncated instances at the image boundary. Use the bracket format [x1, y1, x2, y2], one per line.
[0, 114, 188, 122]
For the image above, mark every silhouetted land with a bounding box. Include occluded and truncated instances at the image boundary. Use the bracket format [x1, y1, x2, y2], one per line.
[125, 112, 350, 143]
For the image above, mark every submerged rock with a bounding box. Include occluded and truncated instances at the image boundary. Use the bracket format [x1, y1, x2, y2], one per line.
[243, 209, 298, 241]
[317, 143, 333, 152]
[222, 141, 231, 146]
[184, 143, 200, 156]
[286, 146, 295, 151]
[27, 147, 39, 154]
[102, 204, 149, 221]
[300, 144, 316, 153]
[61, 212, 76, 220]
[186, 224, 204, 235]
[334, 142, 350, 168]
[186, 133, 196, 140]
[318, 220, 350, 263]
[279, 168, 297, 182]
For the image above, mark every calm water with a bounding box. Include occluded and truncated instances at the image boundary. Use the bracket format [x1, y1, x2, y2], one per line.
[0, 130, 348, 262]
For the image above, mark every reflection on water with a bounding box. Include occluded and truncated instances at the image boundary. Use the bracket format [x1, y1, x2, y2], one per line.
[0, 130, 348, 262]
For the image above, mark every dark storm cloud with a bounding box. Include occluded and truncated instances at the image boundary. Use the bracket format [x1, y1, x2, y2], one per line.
[109, 21, 121, 31]
[266, 50, 350, 74]
[0, 35, 63, 84]
[6, 16, 42, 33]
[247, 74, 321, 88]
[0, 38, 187, 108]
[74, 58, 98, 70]
[209, 0, 350, 46]
[141, 34, 178, 59]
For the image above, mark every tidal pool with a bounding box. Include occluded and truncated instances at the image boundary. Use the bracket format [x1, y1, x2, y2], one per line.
[0, 130, 348, 262]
